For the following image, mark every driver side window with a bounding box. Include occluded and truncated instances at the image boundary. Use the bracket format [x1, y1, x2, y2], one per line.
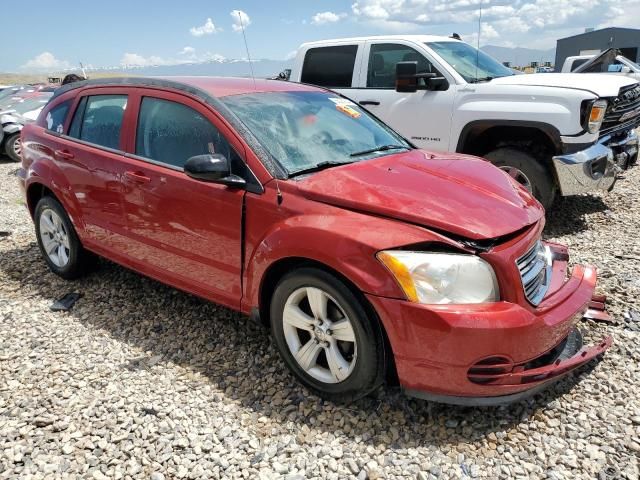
[367, 43, 439, 89]
[135, 97, 236, 169]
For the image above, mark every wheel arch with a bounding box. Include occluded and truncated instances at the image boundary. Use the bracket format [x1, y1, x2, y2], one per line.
[26, 182, 57, 218]
[456, 120, 562, 159]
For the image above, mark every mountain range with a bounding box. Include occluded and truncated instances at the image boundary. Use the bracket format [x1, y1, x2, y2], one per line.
[76, 45, 556, 78]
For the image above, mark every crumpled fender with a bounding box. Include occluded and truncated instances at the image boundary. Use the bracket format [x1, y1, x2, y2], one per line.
[241, 198, 468, 311]
[23, 141, 86, 235]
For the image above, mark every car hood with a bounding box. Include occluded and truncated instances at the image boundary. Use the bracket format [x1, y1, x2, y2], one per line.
[491, 73, 638, 97]
[295, 150, 543, 240]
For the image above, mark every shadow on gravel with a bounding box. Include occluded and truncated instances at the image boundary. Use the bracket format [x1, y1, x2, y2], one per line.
[0, 242, 605, 448]
[544, 194, 608, 237]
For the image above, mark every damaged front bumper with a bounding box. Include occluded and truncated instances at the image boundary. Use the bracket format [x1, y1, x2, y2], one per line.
[552, 129, 638, 196]
[407, 329, 612, 406]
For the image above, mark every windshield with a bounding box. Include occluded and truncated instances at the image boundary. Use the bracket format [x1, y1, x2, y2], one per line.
[427, 41, 514, 83]
[3, 95, 51, 115]
[222, 91, 410, 176]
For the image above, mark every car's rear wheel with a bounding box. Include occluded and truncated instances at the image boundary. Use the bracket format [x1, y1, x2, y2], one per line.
[485, 147, 556, 209]
[34, 196, 95, 279]
[4, 133, 22, 162]
[270, 268, 385, 403]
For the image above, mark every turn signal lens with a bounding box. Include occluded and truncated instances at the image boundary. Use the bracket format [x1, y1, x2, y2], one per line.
[588, 100, 607, 133]
[377, 251, 419, 302]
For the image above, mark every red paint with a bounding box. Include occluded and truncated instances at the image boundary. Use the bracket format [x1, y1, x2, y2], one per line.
[19, 77, 611, 403]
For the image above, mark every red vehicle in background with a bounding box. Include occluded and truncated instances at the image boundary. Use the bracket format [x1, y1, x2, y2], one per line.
[18, 77, 611, 405]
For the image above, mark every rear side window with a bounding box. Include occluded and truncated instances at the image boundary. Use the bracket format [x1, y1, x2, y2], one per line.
[301, 45, 358, 88]
[45, 100, 72, 133]
[135, 97, 232, 168]
[69, 95, 127, 150]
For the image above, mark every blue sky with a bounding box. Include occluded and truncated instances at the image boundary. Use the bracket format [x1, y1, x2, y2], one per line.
[5, 0, 637, 72]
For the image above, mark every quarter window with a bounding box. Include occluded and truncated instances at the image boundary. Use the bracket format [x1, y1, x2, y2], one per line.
[301, 45, 358, 88]
[135, 97, 234, 169]
[69, 95, 127, 150]
[45, 100, 72, 134]
[367, 44, 439, 89]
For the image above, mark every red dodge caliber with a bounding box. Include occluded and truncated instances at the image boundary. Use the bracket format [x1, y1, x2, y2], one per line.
[18, 77, 612, 405]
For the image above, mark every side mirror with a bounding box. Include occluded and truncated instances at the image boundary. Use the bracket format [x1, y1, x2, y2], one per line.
[184, 154, 246, 188]
[621, 66, 631, 73]
[395, 61, 449, 92]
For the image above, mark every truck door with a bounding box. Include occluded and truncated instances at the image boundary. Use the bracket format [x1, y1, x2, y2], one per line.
[348, 41, 456, 152]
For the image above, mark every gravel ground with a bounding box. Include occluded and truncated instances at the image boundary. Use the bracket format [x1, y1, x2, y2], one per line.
[0, 157, 639, 480]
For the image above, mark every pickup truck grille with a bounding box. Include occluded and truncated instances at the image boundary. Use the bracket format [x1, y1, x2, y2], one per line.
[516, 241, 551, 306]
[601, 84, 640, 136]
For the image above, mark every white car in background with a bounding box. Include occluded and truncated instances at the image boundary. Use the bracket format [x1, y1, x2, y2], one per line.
[1, 93, 52, 162]
[562, 48, 640, 81]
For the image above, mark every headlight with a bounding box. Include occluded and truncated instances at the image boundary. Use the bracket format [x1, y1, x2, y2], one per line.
[377, 251, 499, 304]
[587, 100, 607, 133]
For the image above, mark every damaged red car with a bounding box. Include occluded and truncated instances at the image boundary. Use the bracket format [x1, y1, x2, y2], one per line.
[18, 77, 612, 405]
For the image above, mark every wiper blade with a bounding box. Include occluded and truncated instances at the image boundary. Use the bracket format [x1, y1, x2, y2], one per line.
[289, 160, 355, 177]
[469, 76, 494, 83]
[349, 144, 408, 157]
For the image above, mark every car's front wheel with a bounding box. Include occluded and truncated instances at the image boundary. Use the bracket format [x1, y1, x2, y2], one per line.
[270, 267, 386, 403]
[4, 133, 22, 162]
[34, 196, 95, 279]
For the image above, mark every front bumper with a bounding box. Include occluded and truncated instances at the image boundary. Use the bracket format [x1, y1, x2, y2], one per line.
[367, 250, 612, 405]
[552, 129, 638, 196]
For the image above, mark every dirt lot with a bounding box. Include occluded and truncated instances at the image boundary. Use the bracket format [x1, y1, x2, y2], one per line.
[0, 157, 639, 480]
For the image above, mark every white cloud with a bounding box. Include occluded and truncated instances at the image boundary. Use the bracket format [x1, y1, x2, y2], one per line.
[231, 10, 251, 32]
[311, 11, 347, 25]
[20, 52, 71, 71]
[120, 50, 226, 68]
[349, 0, 640, 48]
[120, 53, 171, 67]
[189, 18, 220, 37]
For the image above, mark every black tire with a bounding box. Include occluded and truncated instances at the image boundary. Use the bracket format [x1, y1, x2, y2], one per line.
[34, 195, 96, 280]
[4, 133, 22, 162]
[270, 267, 386, 403]
[485, 147, 556, 209]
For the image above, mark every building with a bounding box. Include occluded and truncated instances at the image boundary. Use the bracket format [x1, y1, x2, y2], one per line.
[555, 27, 640, 71]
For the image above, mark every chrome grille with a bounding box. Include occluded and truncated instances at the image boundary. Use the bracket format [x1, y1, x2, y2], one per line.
[516, 240, 552, 306]
[601, 84, 640, 136]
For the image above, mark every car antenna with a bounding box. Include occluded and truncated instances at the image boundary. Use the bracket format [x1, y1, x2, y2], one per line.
[236, 11, 257, 90]
[475, 2, 482, 82]
[79, 62, 87, 79]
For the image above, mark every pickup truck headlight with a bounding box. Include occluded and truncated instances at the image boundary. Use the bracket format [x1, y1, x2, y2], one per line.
[377, 251, 500, 304]
[588, 100, 607, 133]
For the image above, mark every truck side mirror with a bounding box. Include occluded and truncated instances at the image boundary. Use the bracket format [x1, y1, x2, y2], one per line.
[395, 61, 449, 92]
[621, 66, 631, 73]
[395, 61, 419, 92]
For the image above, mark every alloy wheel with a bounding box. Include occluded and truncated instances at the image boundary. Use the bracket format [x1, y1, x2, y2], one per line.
[282, 287, 357, 384]
[13, 137, 22, 158]
[39, 208, 71, 268]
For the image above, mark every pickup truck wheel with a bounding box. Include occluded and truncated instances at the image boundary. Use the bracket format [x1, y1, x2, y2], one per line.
[34, 196, 96, 280]
[270, 268, 385, 403]
[485, 147, 556, 209]
[4, 133, 22, 162]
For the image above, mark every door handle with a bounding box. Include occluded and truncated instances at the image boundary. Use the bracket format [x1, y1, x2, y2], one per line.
[359, 100, 380, 106]
[54, 149, 74, 160]
[124, 171, 151, 184]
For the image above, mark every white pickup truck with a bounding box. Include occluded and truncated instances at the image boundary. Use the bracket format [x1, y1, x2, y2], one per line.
[286, 35, 640, 208]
